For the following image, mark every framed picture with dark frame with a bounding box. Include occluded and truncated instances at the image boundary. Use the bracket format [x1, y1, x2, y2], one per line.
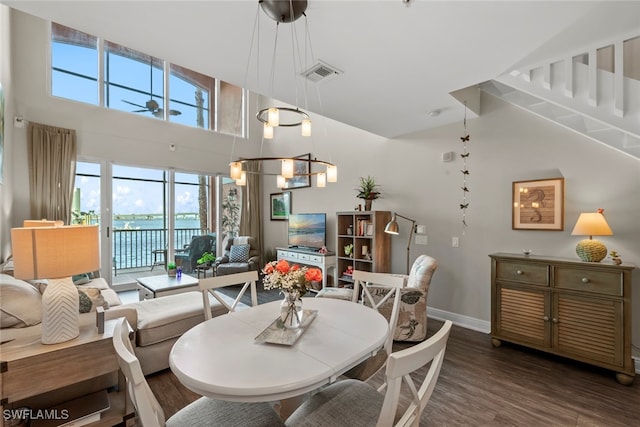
[512, 177, 564, 230]
[284, 153, 311, 189]
[270, 191, 292, 221]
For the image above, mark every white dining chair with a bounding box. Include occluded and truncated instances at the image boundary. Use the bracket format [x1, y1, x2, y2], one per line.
[285, 320, 453, 427]
[342, 270, 405, 381]
[112, 317, 285, 427]
[199, 270, 259, 319]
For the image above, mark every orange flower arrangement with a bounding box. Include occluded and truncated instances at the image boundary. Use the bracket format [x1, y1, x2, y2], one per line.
[262, 259, 322, 297]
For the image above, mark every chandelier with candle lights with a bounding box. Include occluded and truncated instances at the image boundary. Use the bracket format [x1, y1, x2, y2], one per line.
[229, 0, 337, 189]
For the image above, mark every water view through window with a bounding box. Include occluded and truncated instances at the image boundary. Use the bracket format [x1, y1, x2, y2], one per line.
[73, 162, 213, 279]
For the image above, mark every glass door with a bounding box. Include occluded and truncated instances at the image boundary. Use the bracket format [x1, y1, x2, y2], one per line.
[73, 161, 219, 289]
[110, 165, 168, 287]
[72, 161, 105, 274]
[173, 172, 213, 272]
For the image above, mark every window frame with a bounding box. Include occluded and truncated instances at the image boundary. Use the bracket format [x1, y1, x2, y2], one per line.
[50, 22, 246, 137]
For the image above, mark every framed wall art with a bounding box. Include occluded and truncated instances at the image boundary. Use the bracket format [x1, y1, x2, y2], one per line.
[283, 153, 311, 189]
[270, 191, 292, 221]
[512, 178, 564, 230]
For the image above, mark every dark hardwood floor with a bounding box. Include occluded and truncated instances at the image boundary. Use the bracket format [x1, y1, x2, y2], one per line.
[147, 318, 639, 426]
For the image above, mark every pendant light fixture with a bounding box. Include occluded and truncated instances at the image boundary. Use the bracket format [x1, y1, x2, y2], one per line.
[228, 0, 337, 189]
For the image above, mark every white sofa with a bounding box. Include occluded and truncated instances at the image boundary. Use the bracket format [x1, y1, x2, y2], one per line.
[0, 271, 122, 342]
[1, 263, 226, 375]
[103, 291, 229, 375]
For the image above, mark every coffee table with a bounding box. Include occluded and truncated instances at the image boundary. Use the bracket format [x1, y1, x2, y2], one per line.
[136, 274, 199, 300]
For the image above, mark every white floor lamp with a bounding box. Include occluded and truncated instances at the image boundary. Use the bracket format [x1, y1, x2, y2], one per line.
[384, 213, 416, 274]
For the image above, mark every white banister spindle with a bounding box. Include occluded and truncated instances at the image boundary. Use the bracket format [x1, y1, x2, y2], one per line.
[564, 57, 574, 97]
[588, 49, 597, 107]
[543, 63, 551, 90]
[614, 40, 624, 117]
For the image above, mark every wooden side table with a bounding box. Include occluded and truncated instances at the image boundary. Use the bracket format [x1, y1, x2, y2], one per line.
[150, 248, 167, 271]
[194, 264, 214, 278]
[0, 319, 134, 426]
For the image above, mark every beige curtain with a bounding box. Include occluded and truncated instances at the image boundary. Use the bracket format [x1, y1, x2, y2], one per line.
[27, 122, 77, 224]
[240, 160, 262, 264]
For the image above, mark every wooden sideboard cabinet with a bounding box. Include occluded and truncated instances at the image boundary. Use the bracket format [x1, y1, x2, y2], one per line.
[489, 252, 636, 385]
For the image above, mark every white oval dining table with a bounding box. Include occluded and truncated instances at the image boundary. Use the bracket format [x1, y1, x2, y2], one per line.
[169, 297, 388, 402]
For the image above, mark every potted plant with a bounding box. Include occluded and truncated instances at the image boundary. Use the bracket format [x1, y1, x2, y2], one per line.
[197, 252, 216, 266]
[167, 262, 177, 277]
[610, 251, 622, 265]
[344, 243, 354, 258]
[356, 175, 380, 211]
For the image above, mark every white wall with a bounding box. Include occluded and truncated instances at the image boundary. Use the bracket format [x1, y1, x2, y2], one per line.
[261, 93, 640, 343]
[9, 10, 640, 347]
[0, 4, 15, 262]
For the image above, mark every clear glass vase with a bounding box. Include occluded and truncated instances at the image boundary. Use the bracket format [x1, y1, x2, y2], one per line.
[280, 291, 303, 329]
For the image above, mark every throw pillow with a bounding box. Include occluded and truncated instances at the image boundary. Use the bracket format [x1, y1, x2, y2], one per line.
[0, 257, 14, 277]
[27, 279, 48, 294]
[229, 244, 250, 263]
[0, 274, 42, 328]
[72, 273, 91, 285]
[78, 287, 109, 313]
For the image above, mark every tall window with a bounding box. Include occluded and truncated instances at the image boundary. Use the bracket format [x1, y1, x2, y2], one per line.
[218, 81, 245, 136]
[104, 43, 164, 120]
[170, 64, 213, 129]
[175, 172, 210, 248]
[51, 23, 98, 104]
[50, 22, 246, 136]
[71, 161, 101, 225]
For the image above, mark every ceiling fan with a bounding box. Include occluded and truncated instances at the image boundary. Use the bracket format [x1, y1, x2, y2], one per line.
[122, 58, 181, 118]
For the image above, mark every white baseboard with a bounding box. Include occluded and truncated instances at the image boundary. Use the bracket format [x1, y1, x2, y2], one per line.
[428, 306, 640, 375]
[427, 306, 490, 334]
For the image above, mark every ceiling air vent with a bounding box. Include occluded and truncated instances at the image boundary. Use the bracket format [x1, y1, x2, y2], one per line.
[302, 61, 341, 83]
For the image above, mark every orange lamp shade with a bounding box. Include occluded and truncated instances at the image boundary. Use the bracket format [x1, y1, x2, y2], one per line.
[10, 225, 100, 280]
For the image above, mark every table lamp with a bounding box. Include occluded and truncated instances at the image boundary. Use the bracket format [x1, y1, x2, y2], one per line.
[10, 224, 100, 344]
[23, 219, 64, 227]
[385, 212, 416, 274]
[570, 212, 613, 262]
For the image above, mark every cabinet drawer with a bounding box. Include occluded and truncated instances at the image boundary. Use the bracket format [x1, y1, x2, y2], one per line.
[278, 250, 297, 260]
[495, 261, 548, 286]
[298, 253, 310, 261]
[554, 267, 622, 296]
[309, 255, 322, 263]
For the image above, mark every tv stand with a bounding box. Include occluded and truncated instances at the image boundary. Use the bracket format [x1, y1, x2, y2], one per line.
[277, 247, 336, 290]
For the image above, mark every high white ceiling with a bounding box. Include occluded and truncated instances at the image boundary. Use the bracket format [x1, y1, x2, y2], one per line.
[4, 1, 640, 138]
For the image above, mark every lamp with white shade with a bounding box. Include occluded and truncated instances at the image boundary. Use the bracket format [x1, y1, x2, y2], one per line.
[570, 212, 613, 262]
[10, 225, 100, 344]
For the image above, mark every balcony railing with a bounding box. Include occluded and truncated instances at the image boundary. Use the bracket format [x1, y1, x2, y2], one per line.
[113, 227, 209, 271]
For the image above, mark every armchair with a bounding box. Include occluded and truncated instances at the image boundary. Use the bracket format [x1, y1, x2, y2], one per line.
[215, 236, 260, 277]
[368, 254, 438, 342]
[174, 234, 215, 274]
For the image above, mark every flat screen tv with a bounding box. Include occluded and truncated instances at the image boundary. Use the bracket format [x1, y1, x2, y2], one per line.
[288, 213, 326, 250]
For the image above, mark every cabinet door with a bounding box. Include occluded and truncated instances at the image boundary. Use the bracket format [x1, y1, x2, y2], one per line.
[552, 293, 623, 368]
[495, 283, 550, 348]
